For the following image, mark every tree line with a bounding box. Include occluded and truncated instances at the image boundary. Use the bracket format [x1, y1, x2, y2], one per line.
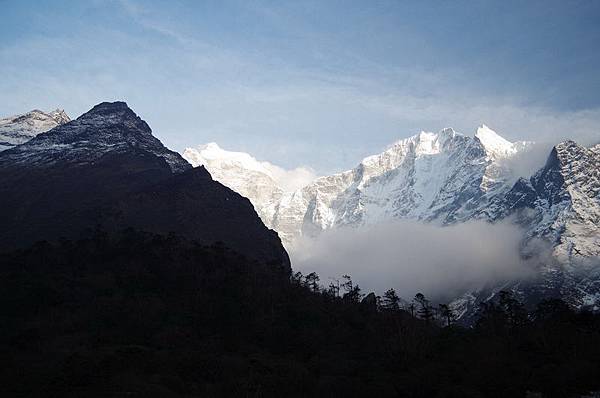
[1, 230, 599, 397]
[293, 271, 473, 327]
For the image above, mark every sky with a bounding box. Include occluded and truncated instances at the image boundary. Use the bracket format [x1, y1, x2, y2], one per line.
[1, 0, 599, 174]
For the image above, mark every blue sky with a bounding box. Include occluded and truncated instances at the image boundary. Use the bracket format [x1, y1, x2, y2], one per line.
[1, 0, 599, 173]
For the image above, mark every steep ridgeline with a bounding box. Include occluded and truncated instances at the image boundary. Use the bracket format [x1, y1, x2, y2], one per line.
[183, 143, 286, 230]
[0, 102, 289, 271]
[185, 125, 529, 244]
[487, 140, 600, 308]
[0, 109, 70, 151]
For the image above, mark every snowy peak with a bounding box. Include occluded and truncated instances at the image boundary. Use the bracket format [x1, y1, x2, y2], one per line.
[184, 126, 534, 244]
[183, 142, 275, 177]
[0, 108, 71, 151]
[0, 102, 191, 173]
[182, 143, 319, 230]
[187, 126, 530, 245]
[474, 124, 518, 158]
[361, 128, 458, 171]
[48, 109, 70, 125]
[415, 131, 442, 155]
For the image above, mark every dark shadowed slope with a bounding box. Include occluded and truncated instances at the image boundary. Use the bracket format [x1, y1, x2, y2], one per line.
[0, 101, 289, 270]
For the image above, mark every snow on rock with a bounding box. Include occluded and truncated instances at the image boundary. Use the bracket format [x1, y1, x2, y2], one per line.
[0, 109, 70, 151]
[475, 124, 519, 158]
[482, 139, 600, 311]
[0, 102, 190, 174]
[272, 125, 527, 243]
[183, 125, 600, 316]
[182, 143, 317, 230]
[185, 125, 528, 245]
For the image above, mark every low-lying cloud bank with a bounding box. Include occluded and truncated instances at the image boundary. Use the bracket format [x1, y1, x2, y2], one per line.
[289, 220, 538, 302]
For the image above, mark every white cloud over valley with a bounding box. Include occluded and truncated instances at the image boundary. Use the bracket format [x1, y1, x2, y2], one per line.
[289, 220, 540, 302]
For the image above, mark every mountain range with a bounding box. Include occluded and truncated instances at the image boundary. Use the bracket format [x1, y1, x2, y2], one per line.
[2, 104, 598, 317]
[183, 125, 532, 243]
[183, 126, 600, 315]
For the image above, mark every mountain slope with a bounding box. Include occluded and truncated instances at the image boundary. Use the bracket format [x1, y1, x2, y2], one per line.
[182, 143, 285, 227]
[183, 128, 600, 313]
[0, 102, 289, 270]
[484, 140, 600, 309]
[0, 102, 189, 173]
[0, 109, 70, 151]
[188, 126, 529, 244]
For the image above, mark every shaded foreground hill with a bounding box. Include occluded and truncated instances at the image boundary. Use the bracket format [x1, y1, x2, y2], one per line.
[1, 231, 600, 397]
[0, 102, 289, 270]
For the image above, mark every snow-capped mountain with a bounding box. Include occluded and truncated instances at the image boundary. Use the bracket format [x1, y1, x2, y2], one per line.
[0, 109, 70, 151]
[0, 102, 189, 173]
[186, 126, 600, 314]
[188, 125, 530, 244]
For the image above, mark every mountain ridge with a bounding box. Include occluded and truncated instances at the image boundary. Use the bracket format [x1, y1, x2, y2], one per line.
[0, 108, 70, 151]
[185, 125, 530, 243]
[183, 127, 599, 314]
[0, 102, 289, 270]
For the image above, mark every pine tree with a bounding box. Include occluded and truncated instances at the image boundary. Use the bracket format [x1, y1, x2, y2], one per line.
[414, 293, 434, 323]
[291, 271, 303, 285]
[304, 272, 320, 293]
[327, 278, 341, 298]
[341, 275, 362, 302]
[381, 288, 401, 311]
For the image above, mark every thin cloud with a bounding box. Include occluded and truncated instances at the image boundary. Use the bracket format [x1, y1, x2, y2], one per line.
[262, 162, 317, 192]
[289, 220, 539, 302]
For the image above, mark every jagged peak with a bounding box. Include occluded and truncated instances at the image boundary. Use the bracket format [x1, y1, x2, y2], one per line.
[439, 127, 457, 137]
[475, 124, 510, 145]
[49, 109, 70, 123]
[3, 108, 65, 122]
[386, 127, 462, 157]
[474, 124, 517, 158]
[555, 139, 579, 150]
[551, 140, 589, 167]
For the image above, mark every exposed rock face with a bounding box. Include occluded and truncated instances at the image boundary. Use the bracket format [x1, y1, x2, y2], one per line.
[184, 127, 600, 316]
[0, 102, 289, 271]
[186, 125, 530, 244]
[0, 109, 70, 151]
[483, 140, 600, 310]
